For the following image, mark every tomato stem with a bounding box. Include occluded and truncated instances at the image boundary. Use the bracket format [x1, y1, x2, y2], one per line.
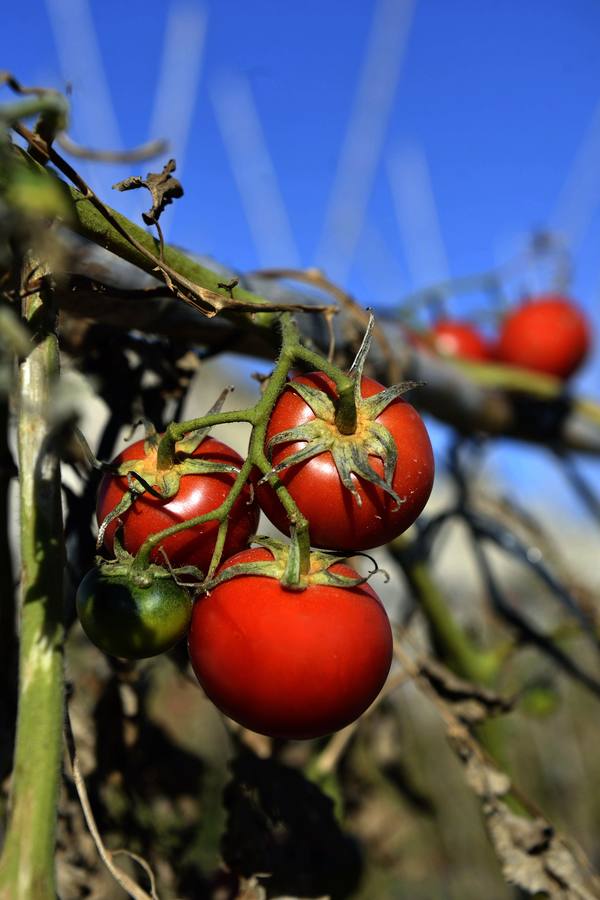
[135, 314, 314, 582]
[294, 344, 358, 434]
[0, 257, 65, 900]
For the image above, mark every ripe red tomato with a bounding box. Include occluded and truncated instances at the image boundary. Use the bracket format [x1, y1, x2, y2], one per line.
[97, 436, 259, 572]
[188, 547, 393, 739]
[430, 320, 492, 362]
[256, 373, 434, 551]
[495, 295, 591, 379]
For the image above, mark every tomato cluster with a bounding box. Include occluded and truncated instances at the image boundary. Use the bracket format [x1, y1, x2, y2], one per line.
[414, 293, 591, 380]
[76, 358, 435, 739]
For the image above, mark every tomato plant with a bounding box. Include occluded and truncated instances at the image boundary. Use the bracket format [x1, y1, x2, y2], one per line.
[430, 319, 492, 362]
[76, 564, 193, 659]
[257, 372, 434, 551]
[495, 294, 591, 379]
[96, 435, 259, 572]
[188, 546, 393, 739]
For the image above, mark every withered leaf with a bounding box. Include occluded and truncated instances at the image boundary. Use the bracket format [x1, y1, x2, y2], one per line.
[113, 158, 183, 225]
[486, 807, 600, 898]
[448, 727, 600, 898]
[418, 657, 514, 724]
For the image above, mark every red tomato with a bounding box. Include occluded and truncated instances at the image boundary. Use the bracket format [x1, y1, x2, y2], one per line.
[495, 295, 591, 379]
[97, 436, 259, 572]
[256, 373, 434, 551]
[188, 547, 393, 739]
[431, 320, 492, 362]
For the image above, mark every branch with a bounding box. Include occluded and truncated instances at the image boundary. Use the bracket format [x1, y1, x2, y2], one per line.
[6, 139, 599, 455]
[59, 255, 600, 456]
[393, 643, 600, 898]
[64, 707, 157, 900]
[10, 132, 335, 320]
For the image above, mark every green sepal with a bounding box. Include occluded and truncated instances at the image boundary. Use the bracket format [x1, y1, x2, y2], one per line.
[96, 491, 134, 549]
[348, 312, 375, 383]
[266, 419, 331, 454]
[281, 526, 302, 588]
[175, 386, 234, 455]
[263, 401, 405, 508]
[331, 436, 403, 508]
[309, 568, 370, 589]
[361, 381, 423, 418]
[95, 552, 202, 591]
[112, 530, 131, 563]
[263, 336, 422, 506]
[173, 459, 238, 478]
[287, 381, 336, 421]
[200, 535, 370, 593]
[139, 419, 159, 453]
[113, 457, 238, 499]
[261, 438, 332, 482]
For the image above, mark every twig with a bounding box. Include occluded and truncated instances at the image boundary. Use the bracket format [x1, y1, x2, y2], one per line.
[64, 707, 158, 900]
[57, 132, 168, 163]
[393, 641, 600, 897]
[252, 267, 404, 382]
[11, 129, 337, 320]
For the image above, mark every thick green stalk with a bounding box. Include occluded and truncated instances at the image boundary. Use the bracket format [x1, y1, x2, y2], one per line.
[0, 398, 17, 789]
[392, 541, 509, 764]
[0, 263, 65, 900]
[393, 544, 497, 685]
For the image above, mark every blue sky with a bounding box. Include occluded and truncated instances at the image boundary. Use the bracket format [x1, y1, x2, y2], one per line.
[4, 0, 600, 510]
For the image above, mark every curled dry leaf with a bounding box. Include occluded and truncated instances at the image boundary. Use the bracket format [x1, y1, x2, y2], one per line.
[113, 158, 183, 225]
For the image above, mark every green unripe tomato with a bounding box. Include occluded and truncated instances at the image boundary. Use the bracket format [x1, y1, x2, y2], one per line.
[76, 566, 193, 659]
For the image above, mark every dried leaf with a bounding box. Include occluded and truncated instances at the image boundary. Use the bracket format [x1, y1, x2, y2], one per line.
[113, 159, 183, 225]
[486, 808, 600, 898]
[418, 657, 514, 724]
[394, 644, 600, 898]
[447, 727, 600, 898]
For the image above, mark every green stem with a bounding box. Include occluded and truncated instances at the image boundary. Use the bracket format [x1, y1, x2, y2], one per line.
[295, 344, 357, 434]
[0, 261, 65, 900]
[392, 541, 497, 685]
[8, 146, 276, 326]
[392, 540, 509, 764]
[0, 397, 17, 788]
[136, 314, 312, 580]
[156, 407, 256, 470]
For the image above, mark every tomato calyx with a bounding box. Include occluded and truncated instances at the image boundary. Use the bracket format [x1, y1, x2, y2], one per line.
[100, 534, 204, 589]
[96, 391, 239, 550]
[260, 315, 423, 508]
[202, 535, 372, 593]
[261, 376, 421, 508]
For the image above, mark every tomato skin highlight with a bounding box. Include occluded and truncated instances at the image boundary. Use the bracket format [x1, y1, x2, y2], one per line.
[76, 567, 193, 659]
[495, 295, 591, 379]
[188, 548, 393, 740]
[257, 373, 434, 552]
[96, 436, 259, 572]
